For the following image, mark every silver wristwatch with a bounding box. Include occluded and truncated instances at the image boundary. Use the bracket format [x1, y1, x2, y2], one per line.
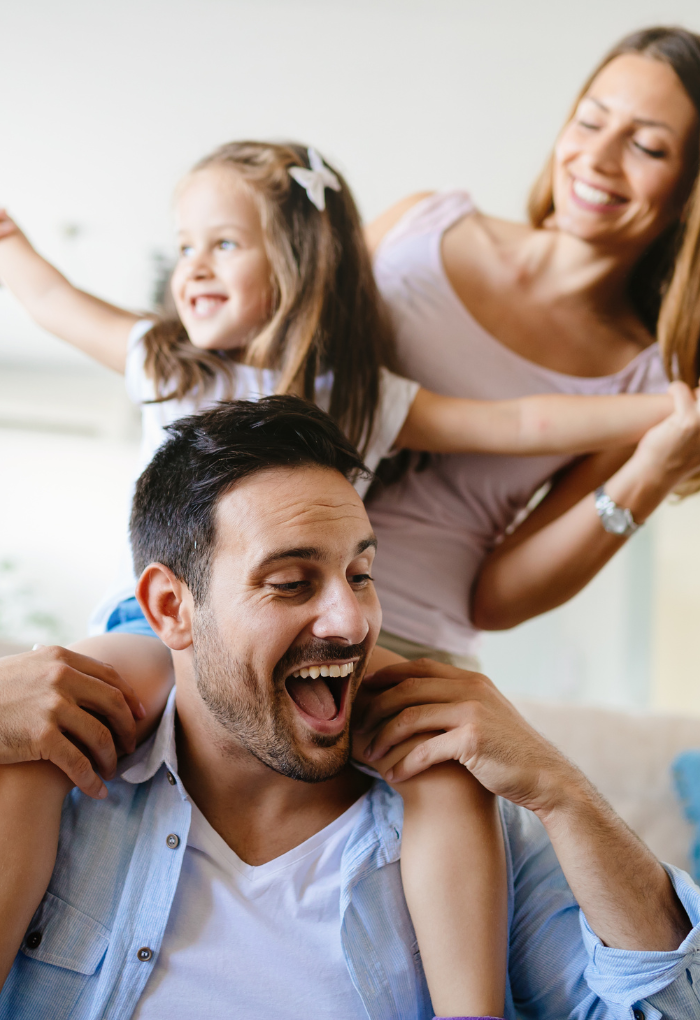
[594, 486, 641, 537]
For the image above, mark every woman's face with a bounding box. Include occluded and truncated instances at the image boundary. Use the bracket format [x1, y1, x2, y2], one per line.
[552, 53, 698, 254]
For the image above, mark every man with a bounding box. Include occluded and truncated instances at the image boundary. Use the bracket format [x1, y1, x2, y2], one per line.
[0, 396, 698, 1020]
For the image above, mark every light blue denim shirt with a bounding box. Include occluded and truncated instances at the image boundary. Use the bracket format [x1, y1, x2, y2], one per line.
[2, 689, 700, 1020]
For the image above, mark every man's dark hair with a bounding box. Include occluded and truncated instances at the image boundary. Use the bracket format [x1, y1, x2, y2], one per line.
[130, 396, 370, 602]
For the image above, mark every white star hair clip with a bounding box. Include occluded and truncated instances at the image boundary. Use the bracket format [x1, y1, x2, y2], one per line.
[288, 147, 341, 211]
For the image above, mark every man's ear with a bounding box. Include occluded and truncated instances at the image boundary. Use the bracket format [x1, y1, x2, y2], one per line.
[135, 564, 194, 650]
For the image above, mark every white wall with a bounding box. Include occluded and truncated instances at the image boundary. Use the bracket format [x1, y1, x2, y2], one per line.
[2, 0, 700, 708]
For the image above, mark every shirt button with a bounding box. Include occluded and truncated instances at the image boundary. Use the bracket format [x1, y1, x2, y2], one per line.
[25, 931, 42, 950]
[137, 947, 153, 962]
[166, 833, 180, 849]
[633, 1009, 645, 1020]
[166, 771, 176, 786]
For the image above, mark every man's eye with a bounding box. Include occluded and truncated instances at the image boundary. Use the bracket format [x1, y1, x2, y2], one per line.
[350, 573, 374, 586]
[271, 581, 308, 593]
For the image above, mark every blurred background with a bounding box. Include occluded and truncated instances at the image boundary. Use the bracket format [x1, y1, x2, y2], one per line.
[2, 0, 700, 713]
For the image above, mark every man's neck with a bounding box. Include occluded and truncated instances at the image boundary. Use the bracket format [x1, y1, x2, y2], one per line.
[173, 686, 371, 867]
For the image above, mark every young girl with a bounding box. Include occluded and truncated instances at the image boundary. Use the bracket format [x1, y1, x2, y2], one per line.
[0, 139, 683, 1017]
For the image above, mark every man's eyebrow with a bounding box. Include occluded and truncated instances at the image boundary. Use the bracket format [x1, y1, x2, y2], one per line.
[256, 547, 326, 570]
[584, 95, 676, 133]
[255, 536, 377, 571]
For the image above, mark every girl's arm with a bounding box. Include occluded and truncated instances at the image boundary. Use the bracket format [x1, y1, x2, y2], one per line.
[396, 384, 676, 457]
[354, 672, 507, 1019]
[472, 383, 700, 629]
[0, 209, 138, 372]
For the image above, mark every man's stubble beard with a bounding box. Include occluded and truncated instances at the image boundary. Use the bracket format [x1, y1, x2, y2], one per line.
[191, 606, 365, 783]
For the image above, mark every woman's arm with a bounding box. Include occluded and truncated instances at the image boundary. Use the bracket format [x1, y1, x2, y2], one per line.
[0, 209, 137, 372]
[354, 676, 507, 1018]
[472, 383, 700, 629]
[396, 385, 675, 457]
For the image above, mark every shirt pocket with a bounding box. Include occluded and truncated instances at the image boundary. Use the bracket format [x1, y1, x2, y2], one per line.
[21, 890, 110, 974]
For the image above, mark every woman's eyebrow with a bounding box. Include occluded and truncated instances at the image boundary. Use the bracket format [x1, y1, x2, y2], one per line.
[584, 94, 676, 133]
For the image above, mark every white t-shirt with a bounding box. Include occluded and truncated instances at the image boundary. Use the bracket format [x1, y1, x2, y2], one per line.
[132, 794, 369, 1020]
[89, 320, 419, 632]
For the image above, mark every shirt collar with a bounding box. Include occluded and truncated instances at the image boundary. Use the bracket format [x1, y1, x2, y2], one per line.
[116, 685, 405, 865]
[119, 686, 180, 787]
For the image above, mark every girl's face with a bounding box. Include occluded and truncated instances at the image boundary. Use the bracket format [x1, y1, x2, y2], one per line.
[552, 54, 698, 255]
[171, 166, 273, 351]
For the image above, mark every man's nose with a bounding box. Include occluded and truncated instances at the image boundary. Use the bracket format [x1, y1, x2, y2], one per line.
[311, 582, 370, 647]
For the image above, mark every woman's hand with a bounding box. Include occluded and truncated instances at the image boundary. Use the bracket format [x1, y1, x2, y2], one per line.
[619, 380, 700, 495]
[0, 645, 145, 798]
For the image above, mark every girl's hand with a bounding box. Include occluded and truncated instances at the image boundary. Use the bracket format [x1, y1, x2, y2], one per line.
[0, 208, 21, 241]
[0, 645, 145, 798]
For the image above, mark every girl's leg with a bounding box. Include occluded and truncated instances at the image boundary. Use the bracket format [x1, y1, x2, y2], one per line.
[0, 761, 72, 989]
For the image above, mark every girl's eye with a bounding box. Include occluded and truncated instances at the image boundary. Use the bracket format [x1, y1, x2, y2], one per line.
[218, 239, 238, 251]
[179, 244, 194, 257]
[633, 141, 666, 159]
[578, 119, 601, 131]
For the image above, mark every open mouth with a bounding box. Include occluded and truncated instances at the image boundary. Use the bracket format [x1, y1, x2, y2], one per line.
[285, 661, 355, 727]
[571, 177, 627, 211]
[190, 294, 228, 319]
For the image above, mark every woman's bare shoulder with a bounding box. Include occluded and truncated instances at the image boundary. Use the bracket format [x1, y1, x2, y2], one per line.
[364, 192, 435, 256]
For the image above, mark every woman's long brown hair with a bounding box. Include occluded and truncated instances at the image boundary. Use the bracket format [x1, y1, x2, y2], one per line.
[528, 27, 700, 494]
[142, 141, 397, 455]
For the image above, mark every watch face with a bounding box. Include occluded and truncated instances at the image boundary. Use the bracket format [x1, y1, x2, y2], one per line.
[605, 507, 630, 534]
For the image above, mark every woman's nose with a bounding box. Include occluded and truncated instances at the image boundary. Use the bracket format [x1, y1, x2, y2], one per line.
[583, 127, 625, 176]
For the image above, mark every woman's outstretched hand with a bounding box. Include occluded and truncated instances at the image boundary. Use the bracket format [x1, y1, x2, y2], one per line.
[0, 645, 145, 798]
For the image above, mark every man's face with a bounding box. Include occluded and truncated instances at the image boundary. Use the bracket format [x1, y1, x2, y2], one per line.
[189, 464, 381, 782]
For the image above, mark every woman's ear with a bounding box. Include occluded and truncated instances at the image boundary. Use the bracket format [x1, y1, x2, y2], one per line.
[135, 564, 194, 650]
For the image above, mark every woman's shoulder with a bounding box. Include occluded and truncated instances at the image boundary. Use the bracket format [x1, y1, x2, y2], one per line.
[365, 192, 435, 256]
[365, 190, 477, 258]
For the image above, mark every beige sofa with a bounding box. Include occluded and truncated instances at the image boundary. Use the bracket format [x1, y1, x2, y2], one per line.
[514, 698, 700, 873]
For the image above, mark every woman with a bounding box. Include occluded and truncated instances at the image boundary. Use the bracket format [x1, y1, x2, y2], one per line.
[366, 25, 700, 667]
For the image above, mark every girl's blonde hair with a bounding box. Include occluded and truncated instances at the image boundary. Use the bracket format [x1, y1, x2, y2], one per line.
[143, 141, 396, 454]
[529, 27, 700, 381]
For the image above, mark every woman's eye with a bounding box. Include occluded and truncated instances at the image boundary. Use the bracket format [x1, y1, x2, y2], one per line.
[633, 141, 666, 159]
[578, 119, 600, 131]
